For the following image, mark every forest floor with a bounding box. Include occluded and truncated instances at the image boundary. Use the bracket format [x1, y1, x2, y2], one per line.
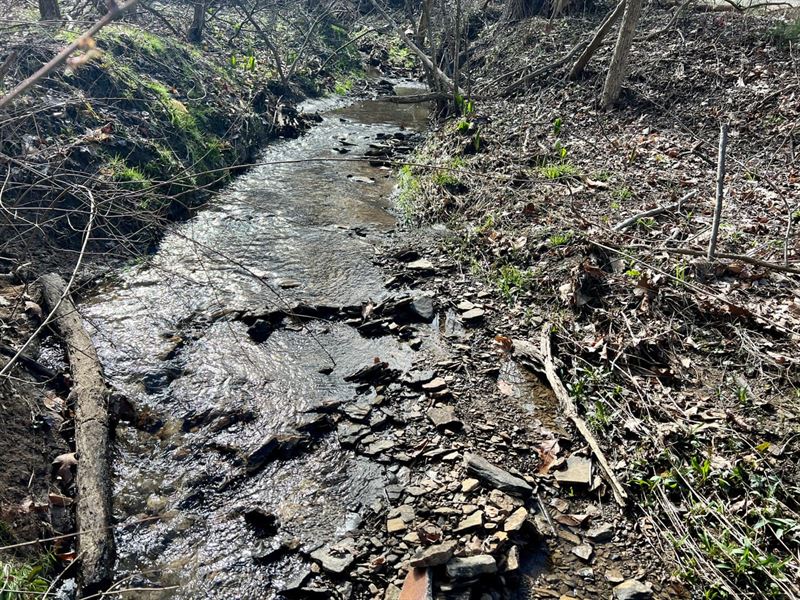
[386, 3, 800, 599]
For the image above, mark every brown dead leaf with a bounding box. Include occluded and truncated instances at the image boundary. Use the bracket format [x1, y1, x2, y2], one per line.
[536, 439, 561, 474]
[493, 335, 513, 354]
[498, 380, 514, 396]
[554, 513, 588, 527]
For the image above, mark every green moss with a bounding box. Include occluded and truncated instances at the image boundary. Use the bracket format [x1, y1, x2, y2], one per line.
[432, 157, 466, 187]
[396, 164, 421, 220]
[106, 156, 151, 190]
[100, 26, 167, 55]
[548, 230, 574, 247]
[769, 18, 800, 46]
[333, 77, 354, 95]
[388, 43, 415, 69]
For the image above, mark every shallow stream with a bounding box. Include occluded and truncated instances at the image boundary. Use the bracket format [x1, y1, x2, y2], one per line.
[83, 85, 431, 598]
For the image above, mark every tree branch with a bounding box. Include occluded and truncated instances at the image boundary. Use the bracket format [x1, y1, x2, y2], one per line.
[0, 0, 140, 110]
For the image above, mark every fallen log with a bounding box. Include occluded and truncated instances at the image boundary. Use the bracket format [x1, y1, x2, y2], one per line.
[513, 326, 628, 507]
[377, 92, 448, 104]
[38, 273, 114, 594]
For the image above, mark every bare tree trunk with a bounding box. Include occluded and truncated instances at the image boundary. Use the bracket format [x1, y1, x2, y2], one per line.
[569, 0, 624, 79]
[39, 0, 62, 21]
[187, 0, 207, 43]
[708, 124, 729, 260]
[453, 0, 461, 102]
[601, 0, 642, 109]
[503, 0, 540, 21]
[416, 0, 432, 47]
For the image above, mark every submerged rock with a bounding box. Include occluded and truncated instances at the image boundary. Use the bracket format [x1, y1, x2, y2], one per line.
[243, 507, 279, 537]
[246, 433, 307, 475]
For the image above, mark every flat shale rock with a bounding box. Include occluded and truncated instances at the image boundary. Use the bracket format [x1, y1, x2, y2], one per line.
[407, 259, 435, 272]
[464, 453, 533, 497]
[409, 540, 457, 567]
[427, 405, 462, 430]
[410, 296, 435, 322]
[446, 555, 498, 580]
[554, 455, 593, 487]
[310, 542, 354, 575]
[612, 580, 653, 600]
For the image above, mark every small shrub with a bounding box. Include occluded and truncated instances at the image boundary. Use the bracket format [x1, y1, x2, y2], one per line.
[539, 162, 579, 180]
[769, 18, 800, 45]
[548, 231, 573, 247]
[495, 264, 536, 300]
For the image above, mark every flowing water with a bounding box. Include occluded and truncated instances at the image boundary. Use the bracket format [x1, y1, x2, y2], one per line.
[82, 85, 431, 598]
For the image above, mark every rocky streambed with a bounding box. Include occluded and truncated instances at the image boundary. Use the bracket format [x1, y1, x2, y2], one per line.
[80, 84, 665, 599]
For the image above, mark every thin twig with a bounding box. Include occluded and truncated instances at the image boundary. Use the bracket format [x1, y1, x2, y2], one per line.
[0, 0, 140, 109]
[708, 123, 729, 260]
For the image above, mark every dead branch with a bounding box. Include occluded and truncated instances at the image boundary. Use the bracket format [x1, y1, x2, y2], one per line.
[500, 39, 588, 96]
[368, 0, 454, 92]
[660, 247, 800, 275]
[612, 190, 698, 231]
[569, 0, 625, 79]
[0, 0, 140, 109]
[317, 27, 379, 74]
[378, 92, 448, 103]
[39, 273, 114, 594]
[708, 123, 729, 260]
[512, 327, 629, 507]
[139, 0, 183, 38]
[0, 341, 58, 379]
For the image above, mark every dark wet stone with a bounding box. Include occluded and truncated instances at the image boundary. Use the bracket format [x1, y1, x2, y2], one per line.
[344, 361, 390, 384]
[252, 533, 300, 563]
[446, 555, 497, 580]
[464, 453, 533, 497]
[410, 296, 435, 322]
[243, 507, 279, 537]
[246, 433, 308, 476]
[343, 402, 372, 422]
[337, 422, 369, 447]
[294, 412, 333, 435]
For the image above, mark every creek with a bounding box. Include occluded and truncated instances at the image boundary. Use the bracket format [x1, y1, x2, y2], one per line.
[82, 84, 431, 598]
